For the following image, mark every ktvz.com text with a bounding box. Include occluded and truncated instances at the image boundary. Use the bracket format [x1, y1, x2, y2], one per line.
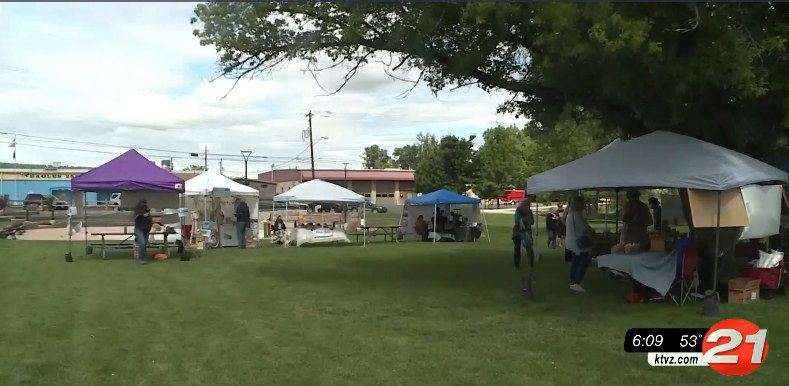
[648, 353, 706, 367]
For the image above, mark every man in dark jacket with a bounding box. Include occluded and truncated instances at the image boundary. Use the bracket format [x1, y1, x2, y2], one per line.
[234, 198, 251, 248]
[133, 199, 153, 264]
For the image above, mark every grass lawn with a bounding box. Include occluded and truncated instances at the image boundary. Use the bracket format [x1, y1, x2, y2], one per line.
[0, 213, 786, 385]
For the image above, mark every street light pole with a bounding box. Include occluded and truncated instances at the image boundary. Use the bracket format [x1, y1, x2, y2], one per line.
[241, 151, 252, 180]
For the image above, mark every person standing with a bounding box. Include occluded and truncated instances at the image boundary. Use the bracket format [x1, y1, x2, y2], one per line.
[621, 189, 652, 247]
[566, 196, 594, 292]
[513, 198, 534, 269]
[234, 197, 251, 249]
[133, 199, 152, 265]
[545, 208, 560, 248]
[648, 197, 662, 232]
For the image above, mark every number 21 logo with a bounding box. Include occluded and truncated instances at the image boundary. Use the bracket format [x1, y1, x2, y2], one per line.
[702, 319, 769, 376]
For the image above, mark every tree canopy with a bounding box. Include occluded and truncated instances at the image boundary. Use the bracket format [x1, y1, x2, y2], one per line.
[194, 2, 789, 163]
[362, 144, 394, 169]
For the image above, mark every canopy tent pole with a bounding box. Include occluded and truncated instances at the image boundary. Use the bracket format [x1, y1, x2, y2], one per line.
[433, 203, 437, 244]
[363, 201, 367, 247]
[481, 206, 490, 243]
[83, 192, 89, 256]
[604, 190, 609, 233]
[615, 188, 620, 234]
[535, 200, 539, 237]
[271, 195, 275, 241]
[713, 190, 721, 294]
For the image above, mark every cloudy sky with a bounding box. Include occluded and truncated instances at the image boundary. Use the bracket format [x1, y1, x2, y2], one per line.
[0, 2, 525, 177]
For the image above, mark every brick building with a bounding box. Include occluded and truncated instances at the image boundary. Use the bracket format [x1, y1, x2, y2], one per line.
[257, 169, 415, 205]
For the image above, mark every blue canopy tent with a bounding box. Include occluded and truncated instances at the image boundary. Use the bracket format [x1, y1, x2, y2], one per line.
[403, 189, 489, 243]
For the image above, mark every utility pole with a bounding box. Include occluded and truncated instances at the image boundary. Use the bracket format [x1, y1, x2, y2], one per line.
[241, 151, 252, 180]
[204, 145, 208, 170]
[306, 110, 315, 180]
[343, 162, 348, 187]
[220, 158, 224, 174]
[270, 163, 275, 183]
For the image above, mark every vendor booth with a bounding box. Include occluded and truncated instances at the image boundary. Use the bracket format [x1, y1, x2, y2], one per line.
[527, 131, 787, 303]
[402, 189, 489, 243]
[273, 179, 364, 247]
[184, 169, 259, 248]
[70, 149, 185, 259]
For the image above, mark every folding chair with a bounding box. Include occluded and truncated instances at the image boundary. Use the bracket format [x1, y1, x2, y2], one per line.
[669, 237, 699, 305]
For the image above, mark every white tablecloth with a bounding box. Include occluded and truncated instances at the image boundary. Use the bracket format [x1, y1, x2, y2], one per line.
[596, 251, 677, 296]
[289, 228, 350, 247]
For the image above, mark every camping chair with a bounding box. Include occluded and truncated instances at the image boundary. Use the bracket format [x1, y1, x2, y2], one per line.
[670, 239, 700, 305]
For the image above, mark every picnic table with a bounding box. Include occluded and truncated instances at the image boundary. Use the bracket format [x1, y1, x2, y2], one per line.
[90, 228, 177, 259]
[353, 225, 401, 243]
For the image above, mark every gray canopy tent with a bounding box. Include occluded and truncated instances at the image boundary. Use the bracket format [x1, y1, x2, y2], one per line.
[527, 131, 787, 299]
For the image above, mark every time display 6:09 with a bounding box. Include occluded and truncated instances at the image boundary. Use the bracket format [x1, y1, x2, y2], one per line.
[624, 328, 710, 353]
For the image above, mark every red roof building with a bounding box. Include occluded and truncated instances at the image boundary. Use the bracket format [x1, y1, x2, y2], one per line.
[258, 169, 415, 205]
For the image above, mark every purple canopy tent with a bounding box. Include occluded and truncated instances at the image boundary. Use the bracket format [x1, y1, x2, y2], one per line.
[72, 149, 185, 192]
[69, 149, 185, 259]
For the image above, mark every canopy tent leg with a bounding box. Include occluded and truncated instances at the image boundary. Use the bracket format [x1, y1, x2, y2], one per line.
[481, 207, 490, 243]
[363, 202, 367, 247]
[271, 196, 275, 241]
[84, 192, 89, 256]
[713, 190, 722, 294]
[615, 188, 620, 234]
[535, 200, 539, 237]
[604, 190, 609, 233]
[702, 190, 723, 316]
[433, 203, 437, 245]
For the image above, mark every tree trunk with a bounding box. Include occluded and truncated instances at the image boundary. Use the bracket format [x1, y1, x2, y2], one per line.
[496, 198, 500, 209]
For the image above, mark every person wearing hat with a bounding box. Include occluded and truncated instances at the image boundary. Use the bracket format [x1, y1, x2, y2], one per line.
[133, 198, 152, 264]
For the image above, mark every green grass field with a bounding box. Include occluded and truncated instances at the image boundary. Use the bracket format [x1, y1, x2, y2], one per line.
[0, 213, 786, 385]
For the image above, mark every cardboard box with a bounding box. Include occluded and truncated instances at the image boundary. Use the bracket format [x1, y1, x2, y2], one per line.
[649, 235, 666, 252]
[687, 188, 749, 228]
[728, 277, 760, 304]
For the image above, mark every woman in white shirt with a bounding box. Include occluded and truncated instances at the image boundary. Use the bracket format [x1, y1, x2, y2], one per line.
[565, 196, 595, 292]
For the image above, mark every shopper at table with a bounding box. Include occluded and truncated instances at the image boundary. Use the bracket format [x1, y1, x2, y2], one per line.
[414, 215, 429, 241]
[133, 198, 152, 265]
[566, 196, 594, 292]
[546, 208, 560, 249]
[234, 197, 250, 249]
[272, 215, 287, 245]
[648, 197, 662, 232]
[621, 189, 652, 247]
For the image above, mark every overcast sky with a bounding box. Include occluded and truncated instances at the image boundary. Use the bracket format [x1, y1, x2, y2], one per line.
[0, 2, 526, 177]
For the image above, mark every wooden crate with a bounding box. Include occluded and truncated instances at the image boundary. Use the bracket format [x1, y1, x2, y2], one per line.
[728, 277, 760, 304]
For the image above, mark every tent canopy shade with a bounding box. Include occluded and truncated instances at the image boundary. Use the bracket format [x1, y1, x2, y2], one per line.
[274, 179, 364, 203]
[71, 149, 185, 192]
[405, 189, 481, 205]
[526, 131, 788, 194]
[185, 169, 258, 196]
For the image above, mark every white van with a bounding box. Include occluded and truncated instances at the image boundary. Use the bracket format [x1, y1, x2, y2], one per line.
[109, 192, 122, 206]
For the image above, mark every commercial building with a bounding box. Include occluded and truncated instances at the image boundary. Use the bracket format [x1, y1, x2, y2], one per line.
[257, 169, 415, 205]
[0, 167, 91, 202]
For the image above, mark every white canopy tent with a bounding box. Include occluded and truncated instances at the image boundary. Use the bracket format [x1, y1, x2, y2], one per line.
[527, 131, 787, 193]
[526, 130, 788, 300]
[184, 169, 259, 247]
[274, 179, 368, 246]
[274, 179, 366, 203]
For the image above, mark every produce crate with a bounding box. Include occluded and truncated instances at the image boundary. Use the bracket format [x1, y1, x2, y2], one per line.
[728, 277, 760, 304]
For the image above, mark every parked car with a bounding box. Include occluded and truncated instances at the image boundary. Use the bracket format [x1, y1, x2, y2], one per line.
[52, 199, 69, 210]
[273, 201, 308, 210]
[348, 200, 388, 213]
[309, 202, 342, 213]
[23, 193, 46, 207]
[109, 192, 122, 206]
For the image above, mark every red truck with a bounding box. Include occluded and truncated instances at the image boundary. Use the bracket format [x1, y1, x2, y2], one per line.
[499, 189, 526, 205]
